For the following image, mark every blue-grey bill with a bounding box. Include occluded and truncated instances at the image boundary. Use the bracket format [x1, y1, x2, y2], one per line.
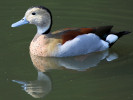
[11, 17, 29, 27]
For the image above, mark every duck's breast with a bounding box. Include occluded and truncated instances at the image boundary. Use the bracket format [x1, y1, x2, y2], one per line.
[30, 34, 50, 56]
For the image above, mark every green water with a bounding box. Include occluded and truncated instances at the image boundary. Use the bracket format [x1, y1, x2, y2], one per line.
[0, 0, 133, 100]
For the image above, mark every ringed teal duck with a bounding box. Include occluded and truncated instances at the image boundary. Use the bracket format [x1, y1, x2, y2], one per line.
[11, 6, 130, 57]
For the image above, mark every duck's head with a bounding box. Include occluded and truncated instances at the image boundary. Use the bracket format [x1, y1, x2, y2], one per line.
[11, 6, 52, 34]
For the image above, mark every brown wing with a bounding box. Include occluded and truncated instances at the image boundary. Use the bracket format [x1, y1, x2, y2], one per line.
[52, 26, 113, 44]
[61, 28, 95, 44]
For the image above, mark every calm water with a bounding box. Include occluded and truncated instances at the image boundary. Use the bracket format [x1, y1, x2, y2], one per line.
[0, 0, 133, 100]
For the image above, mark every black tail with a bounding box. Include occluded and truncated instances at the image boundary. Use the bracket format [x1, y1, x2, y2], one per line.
[108, 31, 131, 48]
[93, 25, 131, 47]
[113, 31, 131, 38]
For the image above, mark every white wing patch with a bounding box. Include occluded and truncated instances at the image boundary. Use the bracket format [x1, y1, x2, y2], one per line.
[55, 33, 109, 57]
[106, 34, 118, 44]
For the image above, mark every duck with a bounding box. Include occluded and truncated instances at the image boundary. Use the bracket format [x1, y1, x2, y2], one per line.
[11, 6, 131, 57]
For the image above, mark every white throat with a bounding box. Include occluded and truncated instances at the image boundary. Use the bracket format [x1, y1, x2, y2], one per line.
[37, 25, 50, 34]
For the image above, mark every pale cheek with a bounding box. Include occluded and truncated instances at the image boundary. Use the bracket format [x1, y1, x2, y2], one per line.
[36, 16, 43, 24]
[32, 16, 44, 25]
[26, 16, 34, 24]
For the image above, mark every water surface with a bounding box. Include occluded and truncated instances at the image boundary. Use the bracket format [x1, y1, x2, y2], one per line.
[0, 0, 133, 100]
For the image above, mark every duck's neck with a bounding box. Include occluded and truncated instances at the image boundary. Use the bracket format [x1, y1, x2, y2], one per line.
[37, 19, 52, 35]
[37, 25, 50, 34]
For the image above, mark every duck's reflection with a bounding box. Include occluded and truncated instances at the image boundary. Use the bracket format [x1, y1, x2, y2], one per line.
[12, 72, 52, 98]
[12, 50, 118, 98]
[30, 50, 118, 72]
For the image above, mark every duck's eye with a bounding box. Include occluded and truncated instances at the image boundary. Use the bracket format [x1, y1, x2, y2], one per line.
[32, 12, 36, 15]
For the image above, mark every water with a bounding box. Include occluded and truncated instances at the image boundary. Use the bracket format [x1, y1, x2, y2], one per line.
[0, 0, 133, 100]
